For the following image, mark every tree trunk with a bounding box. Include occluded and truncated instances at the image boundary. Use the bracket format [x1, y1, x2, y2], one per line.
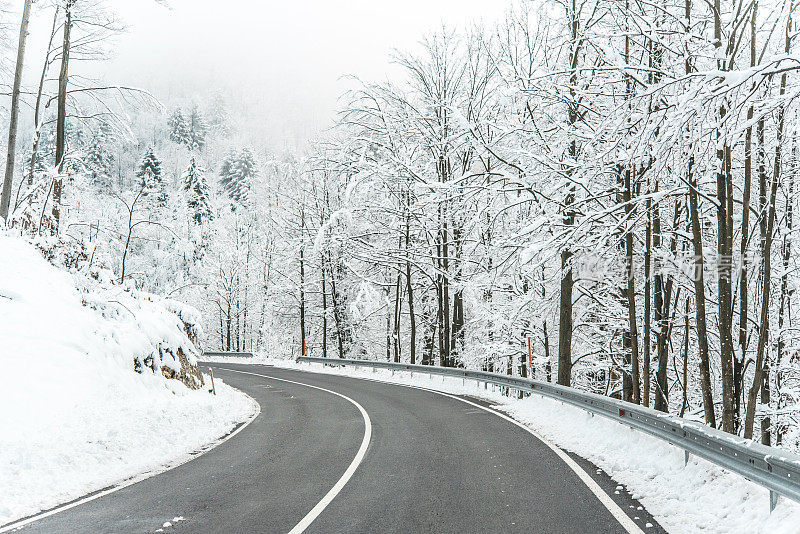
[442, 238, 451, 366]
[711, 0, 737, 435]
[451, 290, 464, 362]
[744, 7, 792, 437]
[436, 277, 445, 365]
[736, 0, 758, 433]
[406, 261, 416, 364]
[299, 211, 306, 358]
[644, 194, 652, 407]
[624, 166, 641, 404]
[557, 248, 574, 386]
[242, 239, 250, 351]
[743, 111, 781, 439]
[688, 154, 717, 427]
[53, 1, 75, 231]
[0, 0, 33, 221]
[541, 266, 552, 382]
[680, 297, 690, 417]
[386, 286, 392, 361]
[558, 0, 580, 387]
[27, 6, 60, 192]
[654, 195, 679, 412]
[393, 272, 402, 362]
[422, 289, 435, 366]
[219, 308, 224, 351]
[226, 300, 231, 351]
[775, 142, 794, 445]
[234, 271, 241, 352]
[327, 257, 347, 358]
[321, 254, 328, 358]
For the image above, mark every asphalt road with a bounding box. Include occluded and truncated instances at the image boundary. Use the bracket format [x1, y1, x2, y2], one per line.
[8, 363, 665, 533]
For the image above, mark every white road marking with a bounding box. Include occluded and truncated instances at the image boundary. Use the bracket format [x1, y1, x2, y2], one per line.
[421, 391, 646, 534]
[290, 366, 646, 534]
[217, 367, 372, 534]
[0, 392, 261, 534]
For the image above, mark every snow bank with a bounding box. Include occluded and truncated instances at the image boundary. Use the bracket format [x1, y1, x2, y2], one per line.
[0, 233, 257, 526]
[234, 355, 800, 534]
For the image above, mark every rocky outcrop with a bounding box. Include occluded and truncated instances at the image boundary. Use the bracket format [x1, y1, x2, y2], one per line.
[160, 347, 204, 390]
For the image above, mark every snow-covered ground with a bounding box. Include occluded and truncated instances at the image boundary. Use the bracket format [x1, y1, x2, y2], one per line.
[207, 355, 800, 534]
[0, 234, 257, 526]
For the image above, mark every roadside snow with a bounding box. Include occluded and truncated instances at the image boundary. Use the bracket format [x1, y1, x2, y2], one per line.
[215, 355, 800, 534]
[0, 234, 256, 526]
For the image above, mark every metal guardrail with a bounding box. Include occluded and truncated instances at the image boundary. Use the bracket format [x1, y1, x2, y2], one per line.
[202, 351, 254, 358]
[298, 356, 800, 512]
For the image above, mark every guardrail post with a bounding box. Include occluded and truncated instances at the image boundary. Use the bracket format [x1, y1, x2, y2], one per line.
[684, 450, 690, 467]
[770, 491, 779, 513]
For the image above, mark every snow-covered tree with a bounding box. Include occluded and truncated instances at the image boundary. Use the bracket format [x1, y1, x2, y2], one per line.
[168, 107, 189, 146]
[183, 157, 212, 225]
[219, 147, 256, 207]
[186, 104, 207, 152]
[136, 147, 167, 206]
[206, 93, 231, 136]
[83, 122, 115, 187]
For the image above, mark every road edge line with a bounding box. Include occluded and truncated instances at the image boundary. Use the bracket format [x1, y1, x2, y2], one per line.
[419, 389, 646, 534]
[0, 390, 261, 534]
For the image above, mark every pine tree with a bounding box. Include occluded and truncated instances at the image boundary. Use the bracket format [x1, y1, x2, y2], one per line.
[168, 108, 189, 146]
[183, 157, 212, 224]
[136, 147, 167, 206]
[187, 104, 208, 152]
[239, 147, 258, 180]
[206, 93, 231, 136]
[84, 122, 115, 187]
[219, 147, 256, 207]
[61, 120, 86, 175]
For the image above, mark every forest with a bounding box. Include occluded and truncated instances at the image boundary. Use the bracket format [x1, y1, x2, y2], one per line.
[2, 0, 800, 453]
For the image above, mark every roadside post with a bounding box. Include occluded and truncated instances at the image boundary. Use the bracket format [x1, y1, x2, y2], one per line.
[527, 337, 533, 376]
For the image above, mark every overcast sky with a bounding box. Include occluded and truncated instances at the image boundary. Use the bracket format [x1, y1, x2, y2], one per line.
[86, 0, 513, 149]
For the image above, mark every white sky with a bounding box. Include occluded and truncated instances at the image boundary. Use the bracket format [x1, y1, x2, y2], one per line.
[91, 0, 515, 149]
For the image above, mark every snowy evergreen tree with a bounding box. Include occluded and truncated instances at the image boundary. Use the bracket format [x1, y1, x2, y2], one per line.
[219, 147, 256, 207]
[186, 104, 208, 152]
[168, 108, 190, 146]
[206, 93, 231, 136]
[61, 120, 87, 175]
[83, 122, 115, 187]
[183, 157, 212, 224]
[136, 148, 168, 207]
[136, 148, 162, 192]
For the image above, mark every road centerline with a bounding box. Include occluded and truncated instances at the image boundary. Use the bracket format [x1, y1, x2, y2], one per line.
[214, 367, 373, 534]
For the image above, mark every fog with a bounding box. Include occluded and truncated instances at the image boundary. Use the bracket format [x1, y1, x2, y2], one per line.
[89, 0, 513, 149]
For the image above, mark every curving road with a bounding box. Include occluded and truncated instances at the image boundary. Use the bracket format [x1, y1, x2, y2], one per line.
[6, 363, 666, 533]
